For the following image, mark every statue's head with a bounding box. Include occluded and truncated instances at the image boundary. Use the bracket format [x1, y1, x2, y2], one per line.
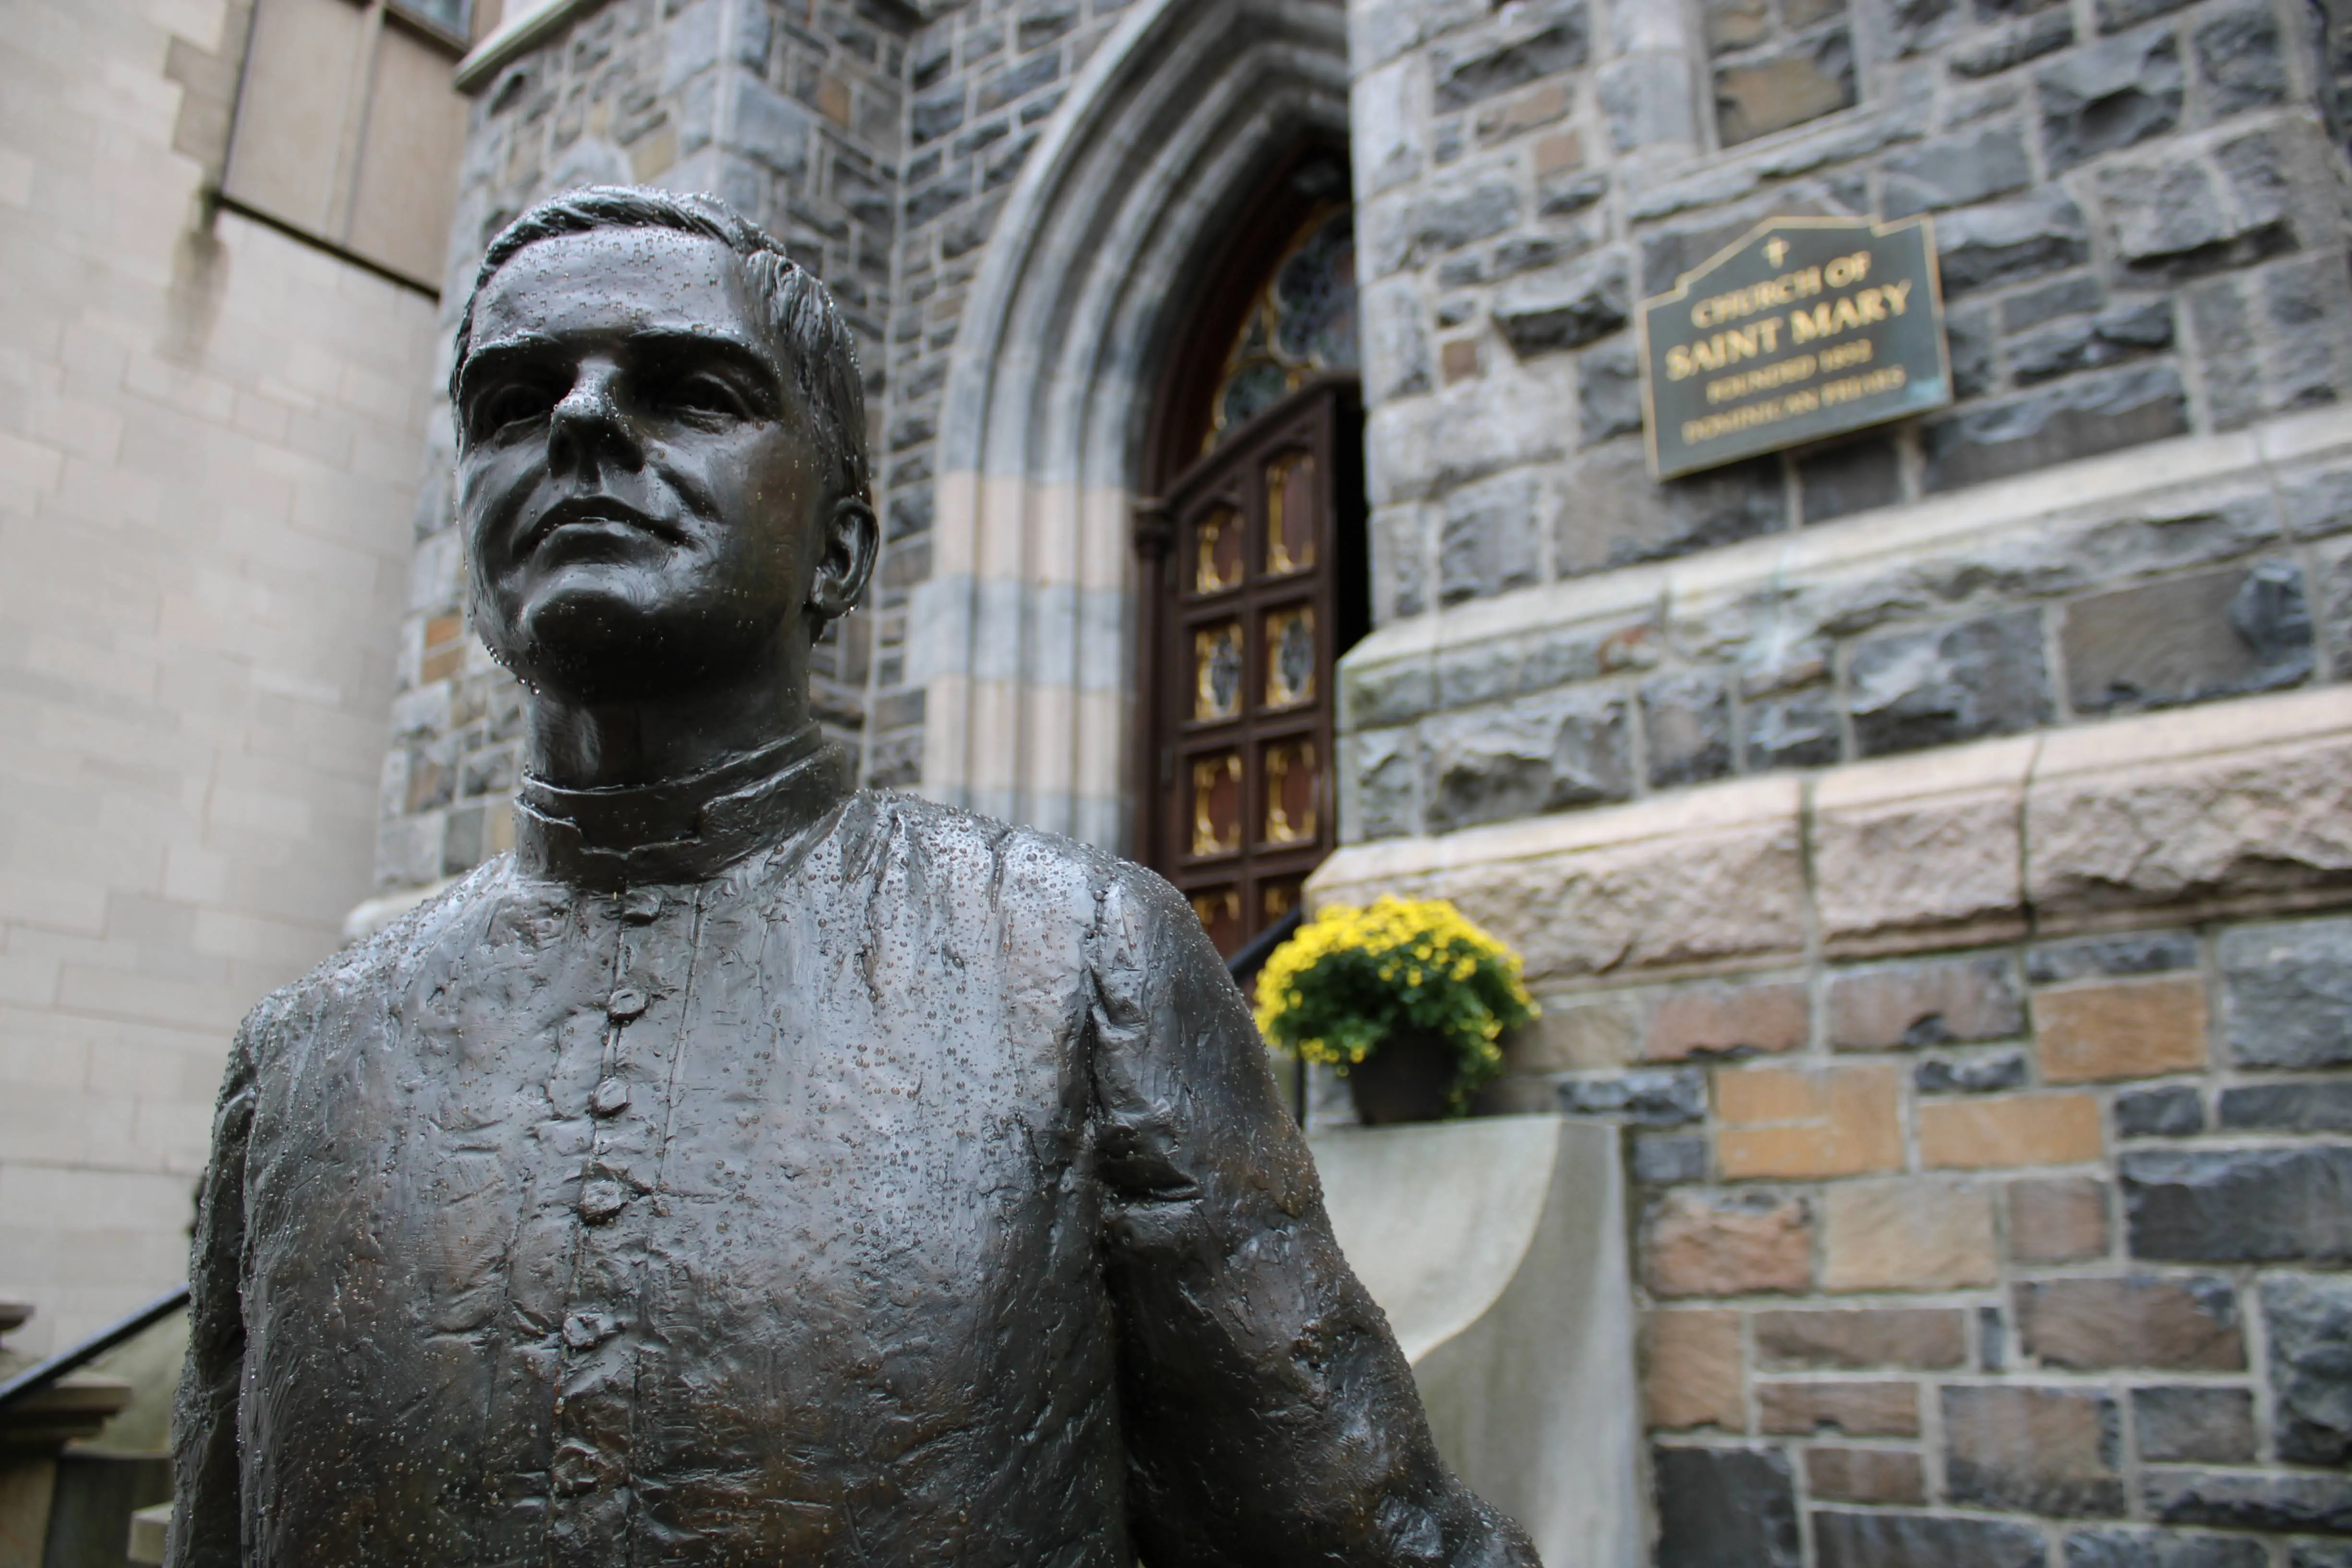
[450, 187, 876, 706]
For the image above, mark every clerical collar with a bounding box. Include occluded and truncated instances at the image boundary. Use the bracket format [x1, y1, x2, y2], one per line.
[513, 724, 852, 891]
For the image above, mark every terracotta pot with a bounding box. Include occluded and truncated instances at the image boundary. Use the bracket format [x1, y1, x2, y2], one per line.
[1345, 1028, 1459, 1126]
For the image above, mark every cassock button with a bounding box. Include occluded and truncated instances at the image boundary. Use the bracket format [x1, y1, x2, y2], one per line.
[578, 1179, 627, 1224]
[606, 988, 647, 1022]
[591, 1078, 630, 1117]
[618, 889, 662, 924]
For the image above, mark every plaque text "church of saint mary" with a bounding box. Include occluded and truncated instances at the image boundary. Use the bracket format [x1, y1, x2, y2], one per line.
[1637, 216, 1952, 481]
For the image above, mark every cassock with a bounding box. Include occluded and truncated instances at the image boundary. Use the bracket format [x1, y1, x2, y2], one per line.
[170, 729, 1538, 1568]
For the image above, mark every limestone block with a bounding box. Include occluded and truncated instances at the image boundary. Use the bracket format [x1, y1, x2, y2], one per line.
[1643, 1309, 1743, 1431]
[1813, 735, 2032, 953]
[1644, 1189, 1813, 1298]
[1919, 1093, 2104, 1169]
[2025, 689, 2352, 918]
[1714, 1062, 1904, 1180]
[1942, 1384, 2126, 1518]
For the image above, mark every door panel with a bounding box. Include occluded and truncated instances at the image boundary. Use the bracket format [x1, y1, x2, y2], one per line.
[1141, 380, 1364, 957]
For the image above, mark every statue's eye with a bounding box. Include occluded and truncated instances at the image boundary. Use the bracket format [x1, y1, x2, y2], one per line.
[472, 381, 555, 438]
[655, 371, 752, 420]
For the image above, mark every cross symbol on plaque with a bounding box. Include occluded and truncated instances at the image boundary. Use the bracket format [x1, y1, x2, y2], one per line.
[1764, 237, 1790, 267]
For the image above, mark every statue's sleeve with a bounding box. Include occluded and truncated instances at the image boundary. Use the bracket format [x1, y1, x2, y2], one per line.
[1086, 870, 1540, 1568]
[167, 1006, 263, 1568]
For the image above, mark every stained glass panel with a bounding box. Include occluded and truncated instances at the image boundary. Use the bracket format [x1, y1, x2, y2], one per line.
[1261, 740, 1318, 846]
[1193, 621, 1243, 722]
[1264, 452, 1317, 574]
[1191, 753, 1243, 857]
[1193, 505, 1242, 595]
[1264, 605, 1315, 709]
[1207, 206, 1359, 448]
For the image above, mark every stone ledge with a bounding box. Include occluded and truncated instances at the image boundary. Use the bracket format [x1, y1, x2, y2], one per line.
[1310, 688, 2352, 984]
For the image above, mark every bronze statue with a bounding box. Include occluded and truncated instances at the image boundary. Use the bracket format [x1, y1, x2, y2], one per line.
[170, 187, 1539, 1568]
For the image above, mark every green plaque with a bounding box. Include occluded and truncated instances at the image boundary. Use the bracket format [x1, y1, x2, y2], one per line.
[1638, 216, 1952, 481]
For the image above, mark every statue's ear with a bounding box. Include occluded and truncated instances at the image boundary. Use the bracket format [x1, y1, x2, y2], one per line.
[810, 492, 878, 629]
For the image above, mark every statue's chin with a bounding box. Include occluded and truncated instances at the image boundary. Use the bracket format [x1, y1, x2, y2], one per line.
[497, 588, 727, 706]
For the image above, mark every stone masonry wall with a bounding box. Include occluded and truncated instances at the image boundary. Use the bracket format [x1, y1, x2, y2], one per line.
[1345, 0, 2352, 843]
[1314, 686, 2352, 1566]
[377, 0, 1135, 892]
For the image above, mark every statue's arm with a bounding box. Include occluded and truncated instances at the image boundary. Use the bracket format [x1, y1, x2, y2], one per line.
[166, 1011, 262, 1568]
[1087, 872, 1540, 1568]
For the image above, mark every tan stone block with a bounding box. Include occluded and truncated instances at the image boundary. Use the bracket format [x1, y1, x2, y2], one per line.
[1644, 1309, 1745, 1431]
[1805, 1446, 1926, 1505]
[1754, 1308, 1967, 1370]
[1758, 1379, 1920, 1436]
[1315, 778, 1808, 985]
[1510, 993, 1643, 1070]
[1533, 129, 1584, 175]
[2015, 1276, 2245, 1372]
[1823, 1178, 1998, 1292]
[1715, 1063, 1903, 1180]
[2005, 1176, 2110, 1264]
[1643, 1190, 1813, 1299]
[1812, 737, 2033, 954]
[2033, 977, 2208, 1082]
[1647, 980, 1810, 1061]
[1440, 338, 1481, 385]
[1919, 1093, 2103, 1169]
[2027, 693, 2352, 918]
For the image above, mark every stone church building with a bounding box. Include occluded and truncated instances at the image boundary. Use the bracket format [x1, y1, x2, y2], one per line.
[6, 0, 2352, 1560]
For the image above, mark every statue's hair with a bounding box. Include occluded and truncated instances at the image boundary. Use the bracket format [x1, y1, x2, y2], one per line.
[449, 186, 869, 508]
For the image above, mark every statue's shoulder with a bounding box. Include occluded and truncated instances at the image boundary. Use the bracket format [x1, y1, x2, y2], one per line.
[232, 859, 512, 1051]
[840, 789, 1182, 919]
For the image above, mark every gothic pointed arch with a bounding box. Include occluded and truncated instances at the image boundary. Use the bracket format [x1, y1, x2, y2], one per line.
[908, 0, 1350, 851]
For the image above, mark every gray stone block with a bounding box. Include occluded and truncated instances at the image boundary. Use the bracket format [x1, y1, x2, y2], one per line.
[2144, 1471, 2352, 1534]
[1743, 684, 1843, 770]
[2061, 559, 2314, 715]
[2218, 1081, 2352, 1131]
[2038, 27, 2182, 172]
[2130, 1389, 2258, 1466]
[1952, 11, 2075, 79]
[1936, 189, 2092, 295]
[1814, 1510, 2044, 1568]
[1640, 671, 1732, 788]
[2027, 931, 2199, 985]
[1578, 342, 1644, 446]
[1494, 252, 1630, 355]
[2116, 1084, 2206, 1139]
[1557, 1068, 1706, 1125]
[1924, 365, 2190, 492]
[2065, 1527, 2264, 1568]
[2219, 917, 2352, 1069]
[1882, 124, 2032, 217]
[1346, 661, 1437, 730]
[1433, 13, 1590, 109]
[2002, 274, 2106, 333]
[2008, 300, 2173, 384]
[1915, 1049, 2030, 1094]
[2264, 1273, 2352, 1465]
[2321, 535, 2352, 681]
[1557, 448, 1786, 577]
[1438, 469, 1546, 603]
[2293, 1547, 2352, 1568]
[2097, 156, 2291, 282]
[1847, 608, 2052, 756]
[2122, 1145, 2352, 1263]
[1655, 1446, 1799, 1568]
[1367, 181, 1521, 277]
[1421, 690, 1632, 833]
[2193, 2, 2287, 118]
[1631, 1133, 1709, 1185]
[1352, 727, 1420, 841]
[1796, 438, 1901, 524]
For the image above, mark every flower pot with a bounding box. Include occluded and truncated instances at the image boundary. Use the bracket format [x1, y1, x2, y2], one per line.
[1346, 1028, 1459, 1125]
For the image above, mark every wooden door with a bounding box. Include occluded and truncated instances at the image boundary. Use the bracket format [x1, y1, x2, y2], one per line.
[1138, 379, 1364, 957]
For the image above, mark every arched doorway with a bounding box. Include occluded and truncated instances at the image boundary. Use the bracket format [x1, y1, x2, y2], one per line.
[911, 0, 1350, 857]
[1133, 147, 1369, 956]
